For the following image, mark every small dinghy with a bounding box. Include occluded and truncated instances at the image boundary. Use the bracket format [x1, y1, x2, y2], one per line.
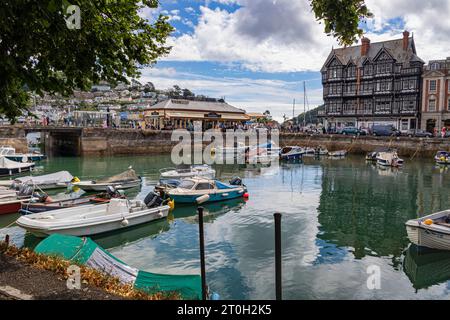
[0, 146, 46, 162]
[279, 146, 305, 161]
[0, 156, 35, 177]
[10, 171, 74, 190]
[167, 177, 247, 204]
[376, 151, 404, 167]
[17, 193, 170, 237]
[328, 150, 348, 157]
[160, 164, 216, 180]
[406, 210, 450, 251]
[435, 151, 450, 165]
[73, 168, 141, 191]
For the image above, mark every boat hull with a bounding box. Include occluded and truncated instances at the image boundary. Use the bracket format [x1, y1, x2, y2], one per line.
[74, 180, 141, 191]
[406, 224, 450, 251]
[0, 165, 34, 177]
[170, 189, 245, 204]
[6, 155, 46, 162]
[0, 201, 22, 215]
[17, 205, 170, 237]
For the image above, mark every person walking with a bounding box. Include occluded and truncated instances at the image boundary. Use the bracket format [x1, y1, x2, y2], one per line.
[442, 126, 447, 138]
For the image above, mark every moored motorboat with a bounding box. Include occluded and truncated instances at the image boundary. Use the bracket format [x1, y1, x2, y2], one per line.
[72, 168, 141, 191]
[0, 146, 46, 162]
[279, 146, 305, 161]
[328, 150, 347, 157]
[160, 164, 216, 180]
[435, 151, 450, 165]
[406, 210, 450, 251]
[167, 177, 247, 204]
[0, 156, 35, 177]
[17, 193, 170, 237]
[376, 151, 404, 167]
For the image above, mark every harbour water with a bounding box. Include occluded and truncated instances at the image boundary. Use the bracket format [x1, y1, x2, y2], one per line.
[1, 155, 450, 299]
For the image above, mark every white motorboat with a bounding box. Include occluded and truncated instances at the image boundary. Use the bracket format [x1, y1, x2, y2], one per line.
[213, 142, 247, 155]
[0, 146, 45, 162]
[376, 151, 404, 167]
[72, 168, 141, 191]
[167, 177, 247, 204]
[406, 210, 450, 251]
[10, 171, 74, 190]
[0, 156, 35, 177]
[17, 196, 170, 237]
[328, 150, 348, 157]
[160, 164, 216, 180]
[279, 146, 305, 160]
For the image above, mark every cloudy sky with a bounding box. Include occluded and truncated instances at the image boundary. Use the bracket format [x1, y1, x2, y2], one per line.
[140, 0, 450, 121]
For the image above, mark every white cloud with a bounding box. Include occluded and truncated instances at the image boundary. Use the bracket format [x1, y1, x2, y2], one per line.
[164, 0, 336, 72]
[162, 0, 450, 72]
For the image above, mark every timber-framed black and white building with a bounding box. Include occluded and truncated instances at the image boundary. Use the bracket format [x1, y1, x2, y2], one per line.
[319, 31, 425, 132]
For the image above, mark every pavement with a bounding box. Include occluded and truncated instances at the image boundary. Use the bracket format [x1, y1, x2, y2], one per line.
[0, 253, 123, 300]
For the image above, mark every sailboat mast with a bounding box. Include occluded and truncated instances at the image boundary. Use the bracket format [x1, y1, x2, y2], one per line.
[303, 81, 306, 128]
[293, 99, 295, 121]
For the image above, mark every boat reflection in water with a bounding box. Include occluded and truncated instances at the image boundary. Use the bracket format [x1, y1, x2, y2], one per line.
[173, 198, 247, 223]
[403, 244, 450, 291]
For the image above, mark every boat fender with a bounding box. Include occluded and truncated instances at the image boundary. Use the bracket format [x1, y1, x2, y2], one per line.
[210, 292, 221, 300]
[121, 219, 129, 227]
[243, 193, 249, 199]
[196, 194, 210, 204]
[168, 199, 175, 211]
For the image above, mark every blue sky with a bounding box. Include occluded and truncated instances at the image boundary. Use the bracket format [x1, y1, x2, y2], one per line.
[138, 0, 450, 121]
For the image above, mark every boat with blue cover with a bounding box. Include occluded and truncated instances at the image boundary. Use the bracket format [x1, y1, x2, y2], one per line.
[167, 177, 247, 204]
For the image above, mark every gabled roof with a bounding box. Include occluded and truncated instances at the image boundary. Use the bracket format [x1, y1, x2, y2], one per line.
[147, 99, 246, 114]
[321, 36, 425, 72]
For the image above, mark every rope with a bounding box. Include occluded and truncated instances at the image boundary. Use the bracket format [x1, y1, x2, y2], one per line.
[410, 143, 422, 160]
[3, 220, 17, 229]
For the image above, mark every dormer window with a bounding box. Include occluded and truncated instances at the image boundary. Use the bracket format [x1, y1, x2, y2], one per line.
[430, 63, 440, 70]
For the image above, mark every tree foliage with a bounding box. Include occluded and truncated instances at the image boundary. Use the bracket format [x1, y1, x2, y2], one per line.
[0, 0, 173, 120]
[310, 0, 373, 46]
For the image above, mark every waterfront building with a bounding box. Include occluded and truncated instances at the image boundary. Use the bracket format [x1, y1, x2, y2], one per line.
[144, 99, 248, 130]
[420, 58, 450, 132]
[319, 31, 424, 132]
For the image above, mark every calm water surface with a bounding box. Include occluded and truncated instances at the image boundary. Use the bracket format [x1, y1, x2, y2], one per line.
[1, 155, 450, 299]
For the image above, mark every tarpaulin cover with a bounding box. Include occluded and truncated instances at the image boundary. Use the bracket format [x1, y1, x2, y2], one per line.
[35, 234, 201, 299]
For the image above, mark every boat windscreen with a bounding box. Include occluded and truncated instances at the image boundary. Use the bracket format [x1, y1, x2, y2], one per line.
[178, 180, 195, 190]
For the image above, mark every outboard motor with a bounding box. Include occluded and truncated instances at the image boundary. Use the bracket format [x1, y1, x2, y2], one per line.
[144, 192, 163, 208]
[229, 177, 243, 186]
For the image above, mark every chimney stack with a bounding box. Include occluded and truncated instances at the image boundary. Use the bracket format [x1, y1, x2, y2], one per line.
[403, 30, 410, 51]
[361, 37, 370, 56]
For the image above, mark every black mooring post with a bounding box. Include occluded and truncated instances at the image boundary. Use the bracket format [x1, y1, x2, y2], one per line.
[274, 213, 282, 300]
[198, 206, 207, 300]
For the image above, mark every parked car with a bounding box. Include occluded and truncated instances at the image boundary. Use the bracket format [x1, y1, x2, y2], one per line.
[371, 125, 401, 137]
[341, 127, 366, 136]
[403, 129, 433, 138]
